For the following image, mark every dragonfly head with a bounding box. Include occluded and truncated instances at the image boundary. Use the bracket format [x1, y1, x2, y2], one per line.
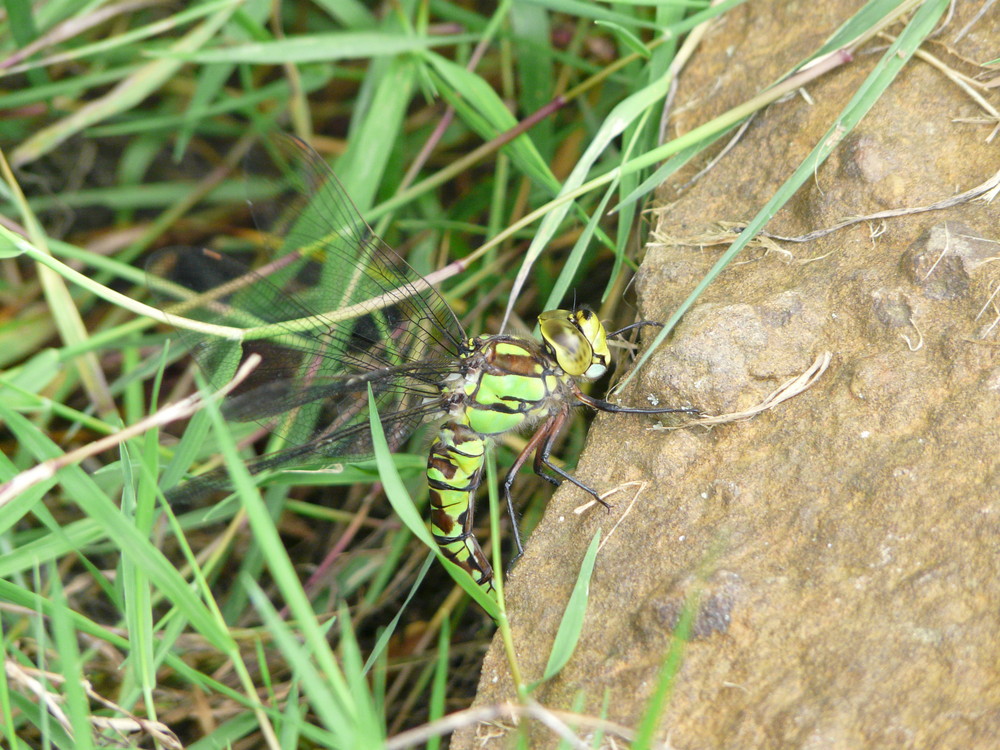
[538, 307, 610, 380]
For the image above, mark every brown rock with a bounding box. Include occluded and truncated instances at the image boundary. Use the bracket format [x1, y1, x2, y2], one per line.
[456, 2, 1000, 748]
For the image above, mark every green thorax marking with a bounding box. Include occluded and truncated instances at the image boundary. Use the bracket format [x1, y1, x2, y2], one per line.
[449, 335, 569, 436]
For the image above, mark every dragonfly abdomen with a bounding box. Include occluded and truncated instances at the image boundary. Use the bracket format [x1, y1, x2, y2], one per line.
[427, 421, 493, 590]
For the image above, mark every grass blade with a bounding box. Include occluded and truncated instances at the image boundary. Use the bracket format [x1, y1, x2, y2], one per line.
[538, 530, 601, 685]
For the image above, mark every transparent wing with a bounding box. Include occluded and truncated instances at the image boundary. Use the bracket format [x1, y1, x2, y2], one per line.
[147, 133, 467, 465]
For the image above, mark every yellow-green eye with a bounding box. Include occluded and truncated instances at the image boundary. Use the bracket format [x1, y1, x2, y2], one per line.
[571, 309, 609, 379]
[538, 308, 610, 379]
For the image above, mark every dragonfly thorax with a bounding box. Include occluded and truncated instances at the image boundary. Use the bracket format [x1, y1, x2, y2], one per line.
[442, 335, 574, 438]
[538, 307, 610, 380]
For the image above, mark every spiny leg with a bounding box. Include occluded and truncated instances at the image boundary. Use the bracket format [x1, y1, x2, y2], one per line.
[532, 407, 610, 509]
[528, 391, 699, 512]
[606, 320, 664, 337]
[501, 412, 564, 562]
[501, 407, 611, 568]
[575, 390, 700, 417]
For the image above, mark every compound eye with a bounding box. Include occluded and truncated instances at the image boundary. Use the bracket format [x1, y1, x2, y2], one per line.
[572, 309, 610, 380]
[539, 311, 593, 376]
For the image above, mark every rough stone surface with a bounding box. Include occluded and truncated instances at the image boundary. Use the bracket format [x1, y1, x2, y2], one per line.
[455, 2, 1000, 748]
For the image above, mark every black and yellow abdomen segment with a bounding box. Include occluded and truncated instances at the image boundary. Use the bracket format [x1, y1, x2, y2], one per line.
[427, 419, 493, 591]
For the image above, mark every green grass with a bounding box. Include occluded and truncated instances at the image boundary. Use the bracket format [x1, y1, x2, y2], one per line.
[0, 0, 945, 747]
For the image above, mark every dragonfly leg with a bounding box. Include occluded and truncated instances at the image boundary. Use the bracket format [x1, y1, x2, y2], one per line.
[606, 319, 663, 337]
[533, 410, 611, 510]
[575, 389, 701, 417]
[502, 413, 563, 562]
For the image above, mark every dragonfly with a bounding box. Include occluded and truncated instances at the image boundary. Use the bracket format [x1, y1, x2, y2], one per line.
[149, 134, 697, 596]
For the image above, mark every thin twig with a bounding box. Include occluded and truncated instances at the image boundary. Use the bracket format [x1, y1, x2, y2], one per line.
[666, 351, 833, 427]
[763, 168, 1000, 244]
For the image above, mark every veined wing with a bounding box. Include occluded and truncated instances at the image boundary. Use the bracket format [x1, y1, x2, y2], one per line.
[147, 133, 467, 466]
